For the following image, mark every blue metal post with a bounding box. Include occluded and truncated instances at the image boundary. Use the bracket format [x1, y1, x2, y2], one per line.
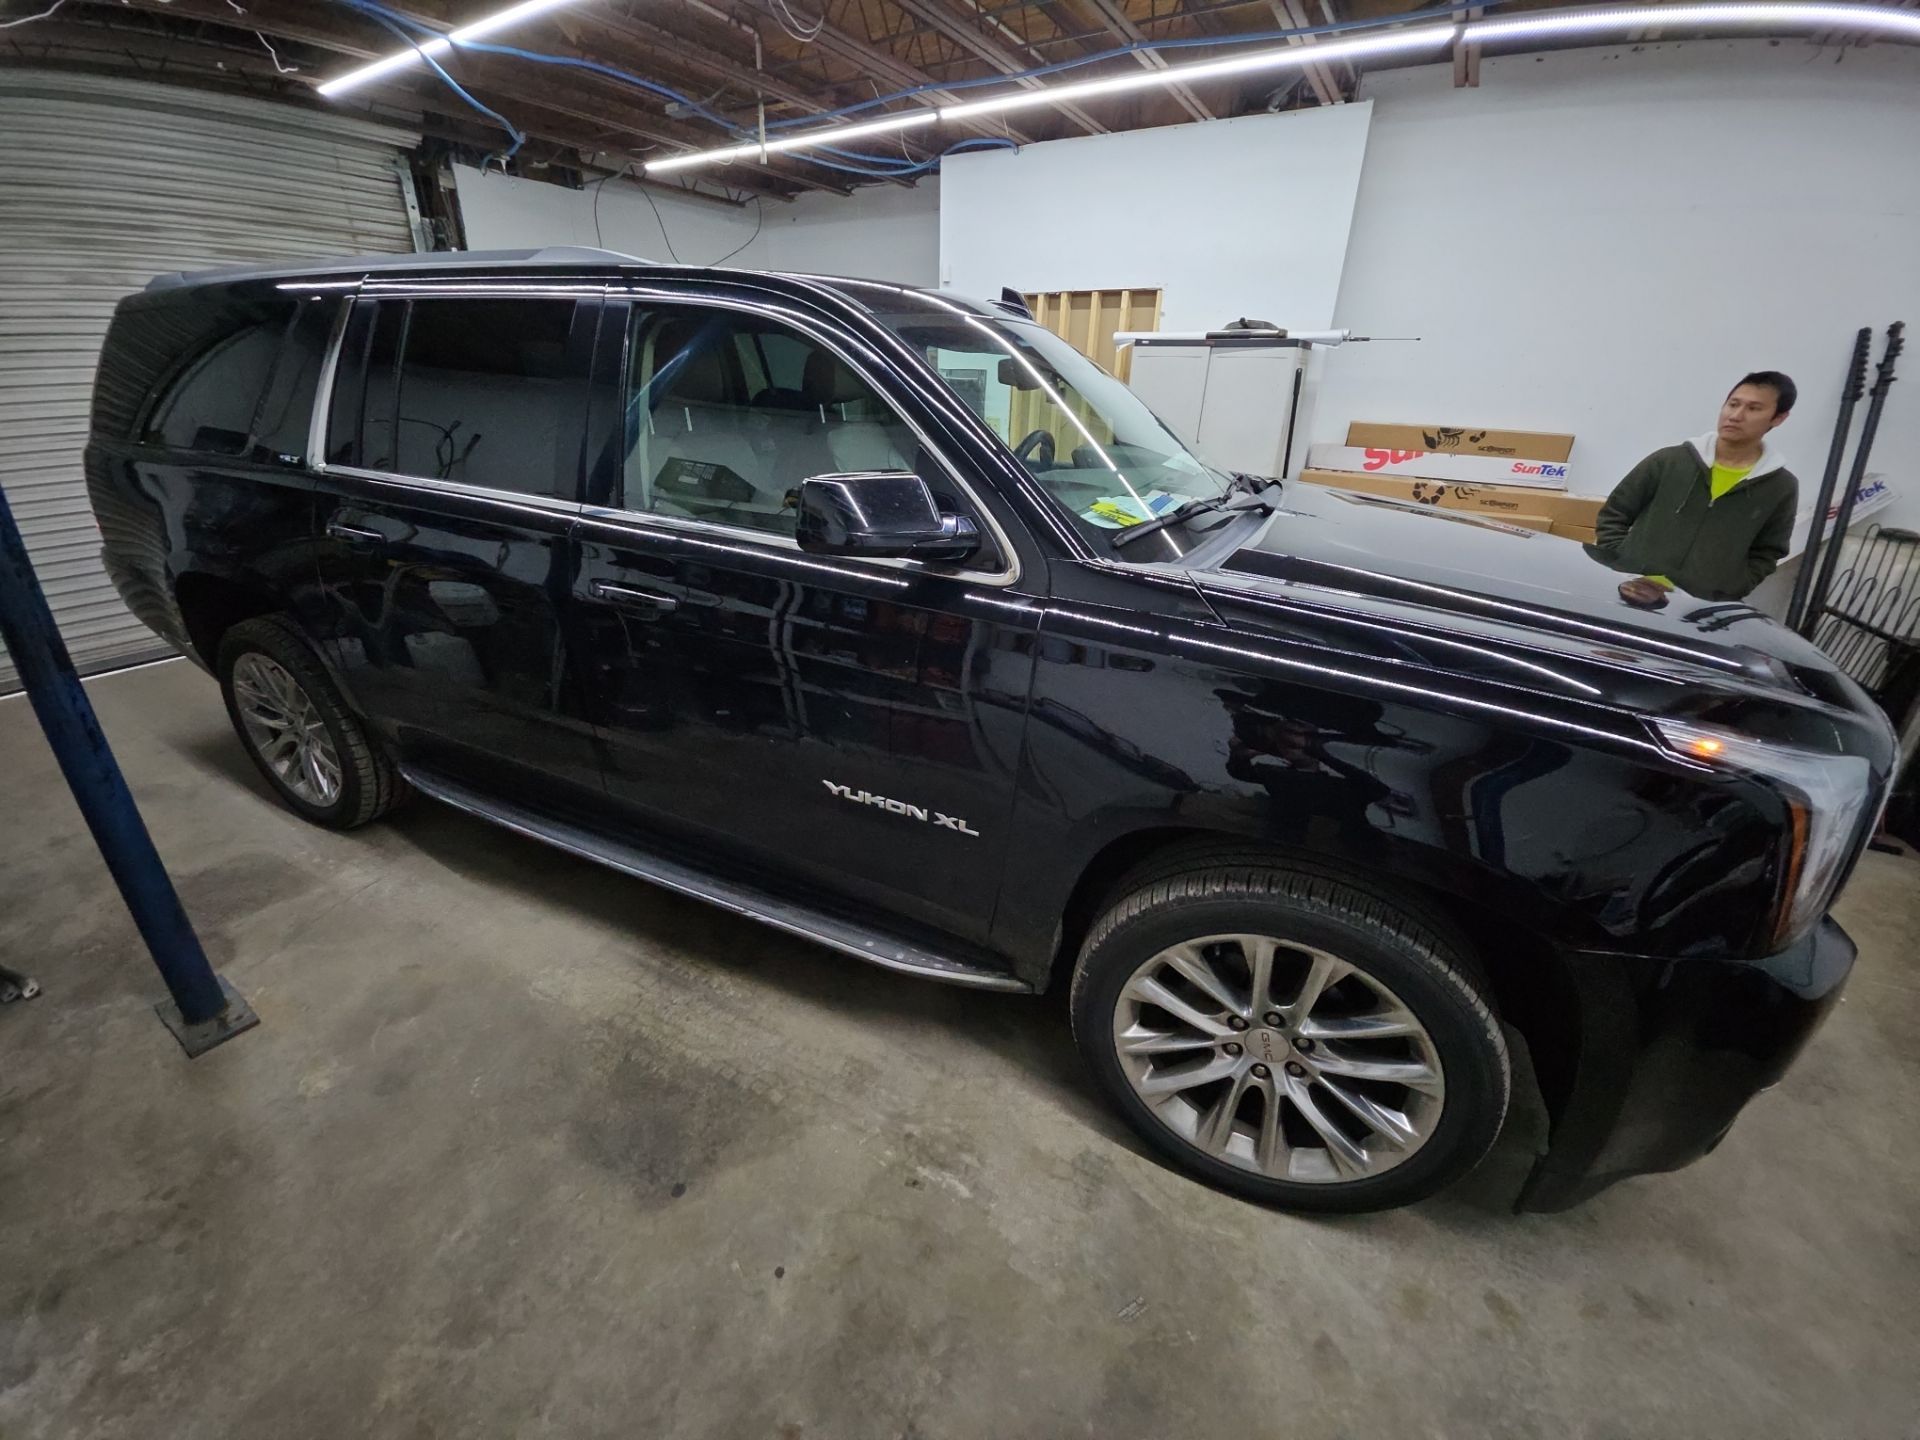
[0, 482, 255, 1053]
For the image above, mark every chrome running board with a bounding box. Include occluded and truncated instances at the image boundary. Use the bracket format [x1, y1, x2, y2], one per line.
[403, 766, 1032, 994]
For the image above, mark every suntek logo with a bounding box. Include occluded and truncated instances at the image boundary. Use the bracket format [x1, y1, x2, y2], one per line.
[1510, 462, 1570, 478]
[821, 780, 980, 837]
[1362, 447, 1425, 470]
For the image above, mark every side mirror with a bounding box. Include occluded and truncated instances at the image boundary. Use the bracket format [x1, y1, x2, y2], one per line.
[795, 472, 980, 562]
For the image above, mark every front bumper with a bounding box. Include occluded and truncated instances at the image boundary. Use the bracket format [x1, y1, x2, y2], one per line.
[1515, 916, 1856, 1212]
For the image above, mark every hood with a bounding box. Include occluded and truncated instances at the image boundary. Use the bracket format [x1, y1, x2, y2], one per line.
[1196, 480, 1859, 720]
[1686, 428, 1788, 484]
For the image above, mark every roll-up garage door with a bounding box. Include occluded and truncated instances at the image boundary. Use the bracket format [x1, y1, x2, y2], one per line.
[0, 69, 421, 695]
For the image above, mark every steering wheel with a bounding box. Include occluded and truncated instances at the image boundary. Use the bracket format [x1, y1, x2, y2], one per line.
[1013, 428, 1056, 468]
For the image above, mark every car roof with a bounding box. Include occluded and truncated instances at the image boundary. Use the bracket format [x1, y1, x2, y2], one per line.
[142, 246, 1019, 321]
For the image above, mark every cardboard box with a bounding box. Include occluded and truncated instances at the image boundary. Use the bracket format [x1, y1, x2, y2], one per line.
[1552, 520, 1600, 544]
[1346, 423, 1575, 463]
[1296, 467, 1607, 529]
[1308, 443, 1573, 490]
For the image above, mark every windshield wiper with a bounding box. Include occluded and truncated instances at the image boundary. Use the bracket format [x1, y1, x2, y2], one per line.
[1110, 488, 1272, 550]
[1229, 471, 1282, 498]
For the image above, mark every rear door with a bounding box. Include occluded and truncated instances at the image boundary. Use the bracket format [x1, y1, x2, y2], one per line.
[310, 283, 604, 802]
[568, 293, 1041, 944]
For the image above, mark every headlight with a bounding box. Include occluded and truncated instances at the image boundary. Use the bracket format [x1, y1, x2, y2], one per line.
[1651, 718, 1874, 949]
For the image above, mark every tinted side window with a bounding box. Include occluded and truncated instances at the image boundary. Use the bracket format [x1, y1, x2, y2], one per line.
[759, 332, 810, 392]
[361, 302, 404, 472]
[392, 299, 589, 497]
[142, 304, 296, 454]
[251, 302, 338, 462]
[325, 298, 402, 470]
[621, 307, 916, 537]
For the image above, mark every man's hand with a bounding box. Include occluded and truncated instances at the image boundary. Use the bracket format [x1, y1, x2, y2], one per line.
[1618, 577, 1671, 609]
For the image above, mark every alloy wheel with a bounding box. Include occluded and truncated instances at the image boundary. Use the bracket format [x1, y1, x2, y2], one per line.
[1111, 934, 1445, 1184]
[231, 652, 343, 807]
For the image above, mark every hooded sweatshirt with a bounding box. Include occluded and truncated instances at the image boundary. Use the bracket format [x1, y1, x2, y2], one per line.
[1583, 430, 1798, 600]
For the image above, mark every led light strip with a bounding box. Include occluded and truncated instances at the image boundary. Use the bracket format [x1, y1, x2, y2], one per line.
[645, 25, 1453, 174]
[646, 111, 940, 174]
[640, 0, 1918, 177]
[1464, 0, 1920, 43]
[940, 26, 1453, 120]
[317, 0, 583, 98]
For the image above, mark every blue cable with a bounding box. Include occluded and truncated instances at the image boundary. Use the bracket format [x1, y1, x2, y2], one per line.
[760, 0, 1496, 130]
[325, 0, 1478, 176]
[454, 40, 741, 131]
[328, 0, 913, 176]
[336, 0, 525, 162]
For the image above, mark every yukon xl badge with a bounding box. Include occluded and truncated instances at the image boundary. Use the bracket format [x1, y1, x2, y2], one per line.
[822, 780, 980, 837]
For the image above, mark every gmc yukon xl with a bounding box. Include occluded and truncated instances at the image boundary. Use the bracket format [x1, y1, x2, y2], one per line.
[85, 249, 1896, 1213]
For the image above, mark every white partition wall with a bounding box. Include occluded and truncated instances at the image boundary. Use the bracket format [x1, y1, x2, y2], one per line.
[938, 104, 1375, 333]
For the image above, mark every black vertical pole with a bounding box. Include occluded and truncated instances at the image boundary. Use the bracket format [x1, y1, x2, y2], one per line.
[1801, 322, 1906, 640]
[0, 482, 255, 1054]
[1280, 360, 1306, 479]
[1786, 327, 1872, 632]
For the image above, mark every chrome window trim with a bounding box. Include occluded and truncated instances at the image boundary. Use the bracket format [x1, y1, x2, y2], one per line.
[571, 502, 1022, 588]
[602, 284, 1022, 589]
[318, 464, 586, 521]
[305, 292, 354, 467]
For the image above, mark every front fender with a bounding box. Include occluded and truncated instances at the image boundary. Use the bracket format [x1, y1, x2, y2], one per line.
[991, 595, 1787, 986]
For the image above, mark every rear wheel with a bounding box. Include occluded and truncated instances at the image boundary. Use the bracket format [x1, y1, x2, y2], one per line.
[217, 616, 408, 829]
[1070, 854, 1509, 1213]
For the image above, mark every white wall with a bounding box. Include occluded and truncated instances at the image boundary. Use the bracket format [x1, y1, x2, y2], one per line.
[938, 104, 1375, 332]
[768, 180, 940, 283]
[452, 162, 939, 284]
[1317, 40, 1920, 545]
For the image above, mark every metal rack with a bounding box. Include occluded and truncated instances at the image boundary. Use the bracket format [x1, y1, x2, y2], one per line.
[1807, 525, 1920, 709]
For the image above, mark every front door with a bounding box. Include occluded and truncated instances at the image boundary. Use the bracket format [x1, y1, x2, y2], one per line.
[310, 290, 604, 802]
[569, 297, 1039, 944]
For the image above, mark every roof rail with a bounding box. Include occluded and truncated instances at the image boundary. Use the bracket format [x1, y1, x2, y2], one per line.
[144, 246, 656, 293]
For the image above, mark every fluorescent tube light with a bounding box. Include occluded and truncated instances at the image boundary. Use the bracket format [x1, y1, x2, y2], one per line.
[940, 24, 1456, 122]
[646, 25, 1453, 175]
[317, 0, 581, 98]
[447, 0, 582, 43]
[1465, 1, 1920, 44]
[645, 111, 940, 174]
[596, 1, 1920, 179]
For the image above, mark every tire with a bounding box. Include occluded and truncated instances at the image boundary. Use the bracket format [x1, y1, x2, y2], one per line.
[1069, 851, 1510, 1214]
[217, 616, 409, 829]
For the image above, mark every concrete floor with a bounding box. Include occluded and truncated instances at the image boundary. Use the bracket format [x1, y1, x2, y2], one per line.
[3, 661, 1917, 1439]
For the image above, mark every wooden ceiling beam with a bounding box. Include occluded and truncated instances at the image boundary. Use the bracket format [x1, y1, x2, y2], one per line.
[733, 0, 1040, 146]
[565, 7, 824, 117]
[558, 5, 942, 168]
[1267, 0, 1342, 104]
[884, 0, 1109, 132]
[1063, 0, 1214, 122]
[309, 0, 935, 183]
[59, 0, 846, 198]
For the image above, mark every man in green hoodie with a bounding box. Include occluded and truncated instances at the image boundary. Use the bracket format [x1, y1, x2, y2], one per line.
[1585, 372, 1800, 604]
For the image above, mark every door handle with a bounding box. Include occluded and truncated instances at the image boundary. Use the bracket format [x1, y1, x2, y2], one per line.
[589, 580, 679, 614]
[326, 520, 386, 545]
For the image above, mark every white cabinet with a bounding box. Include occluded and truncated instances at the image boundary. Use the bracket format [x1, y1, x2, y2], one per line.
[1127, 337, 1309, 480]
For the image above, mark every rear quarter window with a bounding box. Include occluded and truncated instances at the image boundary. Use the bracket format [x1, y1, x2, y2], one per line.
[143, 316, 288, 455]
[111, 298, 301, 456]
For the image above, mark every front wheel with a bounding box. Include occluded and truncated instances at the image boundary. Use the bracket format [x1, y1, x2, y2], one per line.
[1069, 855, 1510, 1213]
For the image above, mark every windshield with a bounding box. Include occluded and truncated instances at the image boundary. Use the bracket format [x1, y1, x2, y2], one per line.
[868, 304, 1232, 548]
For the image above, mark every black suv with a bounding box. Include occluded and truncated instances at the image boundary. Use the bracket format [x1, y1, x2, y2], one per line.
[87, 248, 1895, 1213]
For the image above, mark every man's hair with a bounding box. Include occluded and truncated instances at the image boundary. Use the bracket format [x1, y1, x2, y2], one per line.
[1731, 370, 1797, 416]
